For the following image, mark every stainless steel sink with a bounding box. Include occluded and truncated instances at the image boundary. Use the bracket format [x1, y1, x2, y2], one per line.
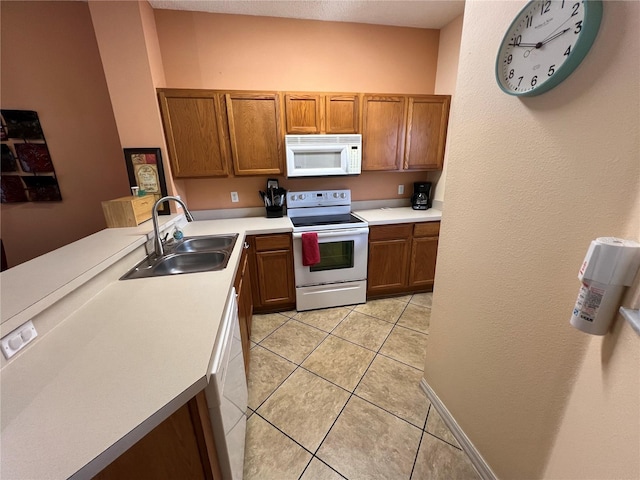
[174, 235, 237, 253]
[121, 234, 238, 280]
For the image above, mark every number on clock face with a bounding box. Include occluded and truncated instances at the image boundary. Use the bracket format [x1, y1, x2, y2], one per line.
[499, 0, 586, 94]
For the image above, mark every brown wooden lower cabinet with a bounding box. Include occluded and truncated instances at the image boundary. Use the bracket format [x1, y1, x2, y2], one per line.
[234, 240, 253, 378]
[248, 233, 296, 313]
[367, 221, 440, 299]
[93, 392, 222, 480]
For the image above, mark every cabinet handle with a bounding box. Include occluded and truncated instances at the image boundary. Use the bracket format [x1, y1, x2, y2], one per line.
[244, 242, 250, 249]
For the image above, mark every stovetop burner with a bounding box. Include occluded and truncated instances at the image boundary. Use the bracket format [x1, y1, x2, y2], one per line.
[287, 189, 368, 232]
[290, 213, 365, 228]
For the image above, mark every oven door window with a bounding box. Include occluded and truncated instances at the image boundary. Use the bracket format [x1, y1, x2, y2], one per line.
[310, 240, 354, 272]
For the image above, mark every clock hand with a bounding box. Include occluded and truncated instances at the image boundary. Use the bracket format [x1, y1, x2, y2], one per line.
[509, 27, 571, 50]
[541, 28, 571, 45]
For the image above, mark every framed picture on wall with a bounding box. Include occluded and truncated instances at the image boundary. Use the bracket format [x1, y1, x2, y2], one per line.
[123, 147, 169, 215]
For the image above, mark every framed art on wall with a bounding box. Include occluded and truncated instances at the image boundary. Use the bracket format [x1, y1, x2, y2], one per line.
[0, 110, 63, 203]
[123, 147, 169, 215]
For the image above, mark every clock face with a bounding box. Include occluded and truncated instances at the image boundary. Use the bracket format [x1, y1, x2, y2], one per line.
[496, 0, 602, 96]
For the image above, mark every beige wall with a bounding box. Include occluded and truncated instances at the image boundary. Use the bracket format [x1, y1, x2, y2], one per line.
[0, 1, 129, 267]
[88, 1, 184, 205]
[432, 14, 464, 204]
[424, 1, 639, 479]
[153, 10, 442, 209]
[154, 11, 439, 93]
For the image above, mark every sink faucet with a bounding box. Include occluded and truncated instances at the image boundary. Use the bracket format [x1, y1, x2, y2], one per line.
[152, 196, 194, 257]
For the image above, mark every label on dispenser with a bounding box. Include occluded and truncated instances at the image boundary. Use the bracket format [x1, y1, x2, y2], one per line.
[573, 282, 605, 323]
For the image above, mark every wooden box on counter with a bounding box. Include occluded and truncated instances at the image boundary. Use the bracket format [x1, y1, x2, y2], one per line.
[101, 195, 155, 228]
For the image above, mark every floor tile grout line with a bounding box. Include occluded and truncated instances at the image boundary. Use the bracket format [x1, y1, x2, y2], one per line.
[250, 313, 291, 344]
[296, 364, 358, 396]
[251, 363, 302, 414]
[376, 350, 425, 371]
[251, 410, 317, 456]
[351, 391, 429, 431]
[423, 430, 465, 451]
[311, 390, 355, 458]
[345, 307, 401, 325]
[297, 456, 349, 480]
[252, 342, 303, 367]
[410, 423, 428, 479]
[408, 403, 432, 480]
[297, 456, 314, 480]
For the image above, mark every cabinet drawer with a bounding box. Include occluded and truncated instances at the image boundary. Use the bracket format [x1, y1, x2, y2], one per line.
[413, 222, 440, 237]
[369, 224, 413, 241]
[254, 234, 290, 251]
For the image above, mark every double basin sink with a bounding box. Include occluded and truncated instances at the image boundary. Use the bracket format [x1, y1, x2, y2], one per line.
[121, 234, 239, 280]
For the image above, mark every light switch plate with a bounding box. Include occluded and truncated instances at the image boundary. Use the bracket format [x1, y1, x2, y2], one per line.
[1, 320, 38, 359]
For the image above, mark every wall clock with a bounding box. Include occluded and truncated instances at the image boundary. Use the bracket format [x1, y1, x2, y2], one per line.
[496, 0, 603, 96]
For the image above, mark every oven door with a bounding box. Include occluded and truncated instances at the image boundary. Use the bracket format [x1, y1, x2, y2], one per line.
[292, 228, 369, 287]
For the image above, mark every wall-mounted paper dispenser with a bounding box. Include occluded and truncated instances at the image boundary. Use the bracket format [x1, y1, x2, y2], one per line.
[570, 237, 640, 335]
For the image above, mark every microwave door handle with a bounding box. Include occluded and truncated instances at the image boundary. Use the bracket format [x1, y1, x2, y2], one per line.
[293, 228, 369, 239]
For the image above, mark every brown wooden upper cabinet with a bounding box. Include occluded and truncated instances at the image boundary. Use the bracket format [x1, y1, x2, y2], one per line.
[284, 94, 322, 134]
[326, 94, 360, 133]
[284, 93, 360, 134]
[361, 95, 407, 171]
[158, 89, 230, 178]
[225, 92, 283, 176]
[404, 96, 451, 170]
[362, 94, 450, 172]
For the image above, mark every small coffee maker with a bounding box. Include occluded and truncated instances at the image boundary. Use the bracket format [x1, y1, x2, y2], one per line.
[411, 182, 432, 210]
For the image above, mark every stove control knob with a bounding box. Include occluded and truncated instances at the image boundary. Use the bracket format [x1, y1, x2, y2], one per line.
[333, 192, 339, 198]
[340, 193, 347, 199]
[298, 194, 306, 200]
[290, 195, 296, 202]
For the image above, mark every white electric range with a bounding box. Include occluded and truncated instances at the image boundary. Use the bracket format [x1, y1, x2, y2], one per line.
[287, 189, 369, 311]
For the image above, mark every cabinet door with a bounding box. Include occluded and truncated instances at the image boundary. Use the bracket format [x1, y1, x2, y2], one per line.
[367, 239, 411, 295]
[225, 93, 283, 175]
[285, 94, 322, 133]
[326, 94, 360, 133]
[361, 95, 407, 171]
[255, 250, 296, 309]
[234, 241, 253, 377]
[404, 96, 451, 170]
[367, 224, 413, 296]
[249, 234, 296, 312]
[408, 236, 438, 288]
[93, 392, 221, 480]
[158, 90, 229, 178]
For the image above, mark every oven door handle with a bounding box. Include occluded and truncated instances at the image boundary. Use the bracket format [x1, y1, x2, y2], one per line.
[293, 228, 369, 239]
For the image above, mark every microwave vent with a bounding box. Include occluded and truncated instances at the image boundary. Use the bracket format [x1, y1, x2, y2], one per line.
[286, 134, 361, 146]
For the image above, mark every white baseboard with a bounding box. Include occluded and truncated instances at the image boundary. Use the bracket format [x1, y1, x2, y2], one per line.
[420, 378, 498, 480]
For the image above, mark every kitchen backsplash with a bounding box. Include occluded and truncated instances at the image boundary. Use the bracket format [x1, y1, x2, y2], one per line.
[178, 170, 439, 211]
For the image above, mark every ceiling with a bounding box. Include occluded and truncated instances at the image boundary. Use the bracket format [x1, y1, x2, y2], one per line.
[147, 0, 466, 29]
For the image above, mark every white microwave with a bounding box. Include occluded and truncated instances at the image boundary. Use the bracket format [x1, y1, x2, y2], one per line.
[285, 134, 362, 177]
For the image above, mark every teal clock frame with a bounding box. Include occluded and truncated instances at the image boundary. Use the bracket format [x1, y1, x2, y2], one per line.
[495, 0, 603, 97]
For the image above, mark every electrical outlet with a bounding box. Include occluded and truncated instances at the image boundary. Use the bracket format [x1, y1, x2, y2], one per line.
[398, 184, 404, 195]
[1, 320, 38, 359]
[231, 192, 239, 203]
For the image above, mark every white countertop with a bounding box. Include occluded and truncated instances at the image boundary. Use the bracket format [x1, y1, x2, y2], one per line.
[0, 215, 292, 480]
[0, 206, 437, 479]
[354, 206, 442, 225]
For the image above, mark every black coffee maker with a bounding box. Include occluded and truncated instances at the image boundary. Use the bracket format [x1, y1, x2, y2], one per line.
[411, 182, 432, 210]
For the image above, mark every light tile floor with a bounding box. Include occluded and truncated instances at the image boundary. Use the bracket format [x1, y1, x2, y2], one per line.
[244, 293, 480, 480]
